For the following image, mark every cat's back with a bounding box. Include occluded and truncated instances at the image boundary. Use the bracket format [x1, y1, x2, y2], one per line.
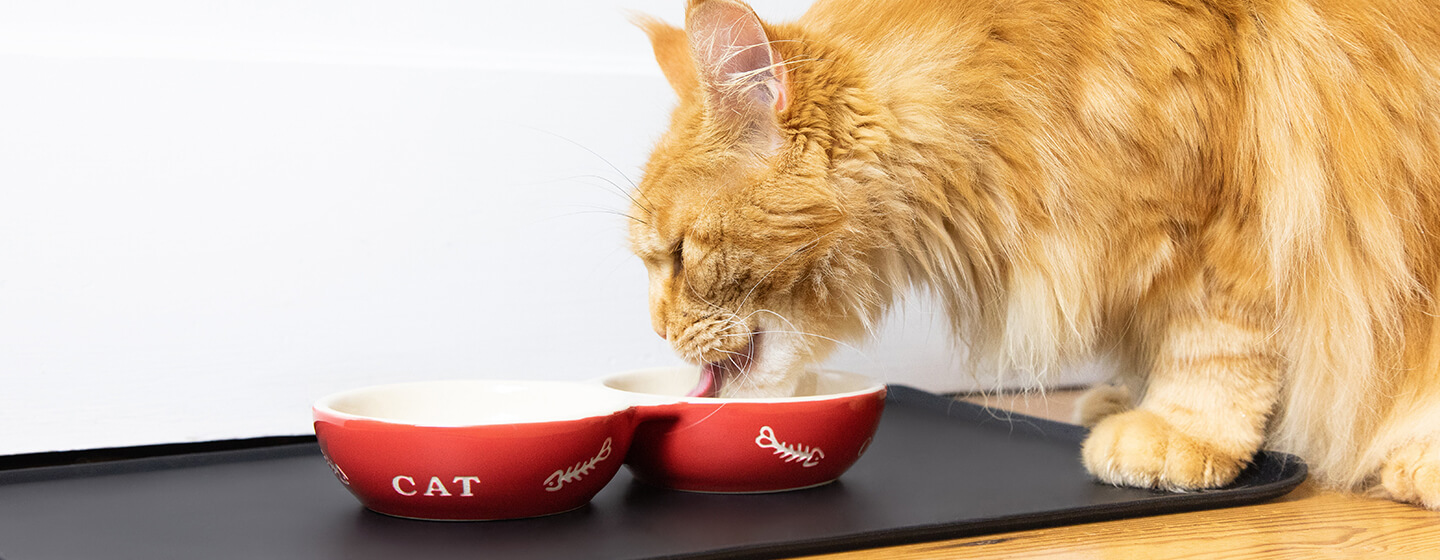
[794, 0, 1440, 59]
[798, 0, 982, 39]
[789, 0, 1440, 160]
[794, 0, 1022, 57]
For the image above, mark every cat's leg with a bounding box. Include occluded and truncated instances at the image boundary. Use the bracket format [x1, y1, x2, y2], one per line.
[1378, 396, 1440, 509]
[1073, 383, 1132, 428]
[1081, 266, 1282, 491]
[1379, 437, 1440, 509]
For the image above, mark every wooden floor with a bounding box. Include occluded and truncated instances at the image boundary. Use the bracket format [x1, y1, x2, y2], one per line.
[801, 390, 1440, 560]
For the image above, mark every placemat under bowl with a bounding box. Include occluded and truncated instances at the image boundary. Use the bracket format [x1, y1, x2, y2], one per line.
[0, 385, 1306, 559]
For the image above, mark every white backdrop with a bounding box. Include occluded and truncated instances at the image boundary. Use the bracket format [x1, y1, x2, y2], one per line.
[0, 1, 1098, 456]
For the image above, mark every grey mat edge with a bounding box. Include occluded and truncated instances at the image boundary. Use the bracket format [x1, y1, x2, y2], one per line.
[0, 385, 1309, 559]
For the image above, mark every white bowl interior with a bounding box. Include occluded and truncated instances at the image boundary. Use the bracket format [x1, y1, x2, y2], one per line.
[316, 380, 634, 426]
[601, 367, 884, 401]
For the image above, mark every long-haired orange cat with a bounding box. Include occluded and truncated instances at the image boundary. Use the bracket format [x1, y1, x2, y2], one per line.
[627, 0, 1440, 508]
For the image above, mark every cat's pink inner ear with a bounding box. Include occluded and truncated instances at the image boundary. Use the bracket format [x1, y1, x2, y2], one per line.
[686, 0, 789, 115]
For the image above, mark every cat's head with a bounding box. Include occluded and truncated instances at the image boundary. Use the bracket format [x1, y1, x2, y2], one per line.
[628, 0, 888, 398]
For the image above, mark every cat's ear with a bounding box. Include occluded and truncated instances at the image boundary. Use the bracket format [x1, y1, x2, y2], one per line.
[633, 14, 700, 103]
[685, 0, 789, 122]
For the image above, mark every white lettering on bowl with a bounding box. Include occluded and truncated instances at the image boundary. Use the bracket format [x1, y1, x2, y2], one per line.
[391, 475, 482, 497]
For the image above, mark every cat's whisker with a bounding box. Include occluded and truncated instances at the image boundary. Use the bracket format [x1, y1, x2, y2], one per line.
[711, 347, 748, 369]
[516, 125, 639, 188]
[722, 305, 875, 360]
[714, 315, 749, 334]
[523, 174, 656, 217]
[507, 122, 657, 215]
[543, 207, 650, 226]
[717, 329, 863, 355]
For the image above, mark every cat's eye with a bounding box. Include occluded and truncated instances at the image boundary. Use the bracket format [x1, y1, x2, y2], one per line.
[671, 241, 684, 276]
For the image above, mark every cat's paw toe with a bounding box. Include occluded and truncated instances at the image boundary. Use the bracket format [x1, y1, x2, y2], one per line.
[1081, 409, 1249, 491]
[1380, 440, 1440, 510]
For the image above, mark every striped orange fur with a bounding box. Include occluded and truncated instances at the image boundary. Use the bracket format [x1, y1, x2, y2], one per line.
[628, 0, 1440, 507]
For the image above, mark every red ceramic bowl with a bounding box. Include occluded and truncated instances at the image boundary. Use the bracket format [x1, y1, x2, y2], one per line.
[601, 367, 887, 493]
[313, 380, 640, 521]
[313, 370, 887, 519]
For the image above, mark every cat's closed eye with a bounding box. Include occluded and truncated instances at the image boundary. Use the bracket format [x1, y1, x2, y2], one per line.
[671, 241, 685, 277]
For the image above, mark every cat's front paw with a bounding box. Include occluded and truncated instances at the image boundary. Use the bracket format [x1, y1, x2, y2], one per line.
[1081, 409, 1250, 491]
[1380, 439, 1440, 510]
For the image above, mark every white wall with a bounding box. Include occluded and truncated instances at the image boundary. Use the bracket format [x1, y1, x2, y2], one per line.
[0, 1, 1098, 456]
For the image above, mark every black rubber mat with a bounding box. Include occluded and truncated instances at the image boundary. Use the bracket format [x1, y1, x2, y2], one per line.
[0, 385, 1306, 559]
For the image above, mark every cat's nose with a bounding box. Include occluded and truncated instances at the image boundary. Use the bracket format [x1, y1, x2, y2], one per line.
[654, 324, 668, 340]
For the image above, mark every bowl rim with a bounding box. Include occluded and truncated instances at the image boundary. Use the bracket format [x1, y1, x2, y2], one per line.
[597, 366, 887, 404]
[312, 379, 635, 428]
[312, 369, 890, 429]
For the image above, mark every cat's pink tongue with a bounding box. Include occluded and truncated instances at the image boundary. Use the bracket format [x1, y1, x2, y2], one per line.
[687, 363, 720, 398]
[687, 334, 759, 398]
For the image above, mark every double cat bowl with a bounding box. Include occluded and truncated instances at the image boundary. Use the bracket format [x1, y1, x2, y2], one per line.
[313, 366, 886, 520]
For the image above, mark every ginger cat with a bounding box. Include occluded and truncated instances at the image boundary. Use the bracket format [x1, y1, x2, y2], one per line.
[627, 0, 1440, 508]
